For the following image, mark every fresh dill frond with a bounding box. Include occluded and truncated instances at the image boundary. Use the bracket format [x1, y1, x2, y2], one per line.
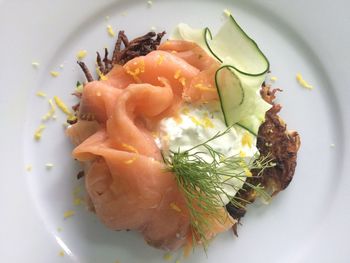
[163, 126, 275, 250]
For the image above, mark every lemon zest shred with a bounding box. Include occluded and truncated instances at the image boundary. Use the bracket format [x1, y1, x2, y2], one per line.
[107, 25, 115, 37]
[76, 50, 87, 60]
[178, 77, 186, 87]
[270, 76, 278, 82]
[202, 116, 214, 128]
[189, 115, 202, 126]
[169, 202, 182, 213]
[53, 96, 72, 116]
[36, 91, 47, 97]
[125, 63, 144, 83]
[50, 71, 60, 77]
[157, 54, 165, 65]
[42, 99, 56, 121]
[58, 250, 65, 257]
[34, 124, 46, 140]
[181, 107, 190, 115]
[96, 66, 108, 81]
[239, 151, 246, 157]
[122, 143, 139, 164]
[241, 132, 253, 148]
[296, 73, 313, 90]
[63, 210, 75, 219]
[244, 168, 253, 177]
[163, 252, 173, 261]
[194, 83, 216, 92]
[174, 69, 181, 79]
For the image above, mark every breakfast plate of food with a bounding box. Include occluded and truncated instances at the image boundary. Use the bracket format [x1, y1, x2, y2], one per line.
[0, 0, 349, 262]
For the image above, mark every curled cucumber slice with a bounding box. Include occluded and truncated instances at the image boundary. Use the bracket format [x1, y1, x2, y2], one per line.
[171, 15, 271, 134]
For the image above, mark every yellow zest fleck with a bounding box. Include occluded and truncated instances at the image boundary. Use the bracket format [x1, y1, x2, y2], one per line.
[107, 25, 115, 37]
[122, 143, 138, 153]
[96, 66, 108, 81]
[241, 132, 253, 148]
[157, 54, 165, 65]
[202, 113, 214, 128]
[178, 77, 186, 87]
[57, 227, 63, 232]
[122, 143, 138, 164]
[67, 115, 77, 123]
[45, 163, 54, 169]
[194, 83, 216, 92]
[25, 164, 32, 172]
[296, 73, 313, 90]
[223, 9, 231, 17]
[124, 158, 137, 165]
[133, 59, 145, 73]
[76, 50, 87, 60]
[34, 124, 46, 140]
[36, 91, 47, 98]
[42, 99, 56, 121]
[58, 250, 65, 257]
[50, 71, 60, 77]
[53, 96, 72, 116]
[163, 252, 173, 261]
[189, 115, 202, 126]
[125, 60, 145, 83]
[147, 0, 153, 7]
[63, 210, 75, 219]
[73, 197, 83, 206]
[32, 61, 40, 68]
[170, 202, 182, 213]
[181, 107, 190, 115]
[174, 69, 181, 80]
[239, 151, 246, 158]
[270, 76, 278, 82]
[244, 168, 253, 177]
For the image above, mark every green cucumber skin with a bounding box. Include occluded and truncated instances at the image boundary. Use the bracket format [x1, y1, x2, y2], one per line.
[214, 65, 245, 127]
[205, 15, 270, 76]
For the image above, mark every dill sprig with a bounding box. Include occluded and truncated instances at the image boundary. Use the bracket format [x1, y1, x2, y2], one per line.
[163, 127, 275, 250]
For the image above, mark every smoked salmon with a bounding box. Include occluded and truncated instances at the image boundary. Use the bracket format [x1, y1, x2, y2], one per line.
[67, 40, 233, 251]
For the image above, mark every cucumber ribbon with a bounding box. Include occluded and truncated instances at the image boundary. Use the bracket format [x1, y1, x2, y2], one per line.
[171, 15, 271, 135]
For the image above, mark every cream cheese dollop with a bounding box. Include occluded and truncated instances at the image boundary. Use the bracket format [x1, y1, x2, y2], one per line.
[158, 102, 259, 204]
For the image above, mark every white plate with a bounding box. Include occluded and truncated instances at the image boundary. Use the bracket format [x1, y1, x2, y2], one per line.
[1, 0, 349, 262]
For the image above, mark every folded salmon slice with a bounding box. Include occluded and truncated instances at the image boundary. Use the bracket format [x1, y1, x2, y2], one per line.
[68, 43, 234, 251]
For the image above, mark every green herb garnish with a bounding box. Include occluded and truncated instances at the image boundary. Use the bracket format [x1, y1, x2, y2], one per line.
[163, 127, 275, 250]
